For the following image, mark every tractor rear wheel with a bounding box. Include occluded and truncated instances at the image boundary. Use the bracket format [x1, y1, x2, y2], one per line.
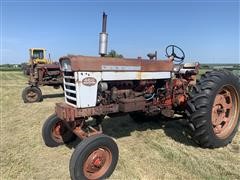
[42, 114, 76, 147]
[70, 134, 118, 180]
[186, 70, 240, 148]
[22, 86, 42, 103]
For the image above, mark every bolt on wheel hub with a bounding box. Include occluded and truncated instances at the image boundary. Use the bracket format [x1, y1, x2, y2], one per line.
[83, 147, 112, 180]
[51, 121, 69, 143]
[211, 86, 239, 139]
[27, 91, 37, 101]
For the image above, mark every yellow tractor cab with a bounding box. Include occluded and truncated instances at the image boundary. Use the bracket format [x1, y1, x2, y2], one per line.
[29, 48, 50, 64]
[22, 48, 62, 103]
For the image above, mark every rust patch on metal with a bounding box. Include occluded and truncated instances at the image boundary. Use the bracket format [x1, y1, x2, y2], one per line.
[119, 97, 146, 112]
[55, 103, 119, 121]
[59, 55, 173, 72]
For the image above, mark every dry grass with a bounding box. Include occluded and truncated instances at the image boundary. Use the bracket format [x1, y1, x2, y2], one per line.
[1, 71, 239, 180]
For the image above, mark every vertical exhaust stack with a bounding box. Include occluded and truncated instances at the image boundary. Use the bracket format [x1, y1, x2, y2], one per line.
[99, 12, 108, 57]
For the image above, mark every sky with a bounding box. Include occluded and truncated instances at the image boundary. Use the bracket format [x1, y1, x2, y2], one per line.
[1, 0, 239, 64]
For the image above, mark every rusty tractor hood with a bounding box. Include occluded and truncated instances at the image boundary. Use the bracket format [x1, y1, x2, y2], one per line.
[59, 55, 173, 72]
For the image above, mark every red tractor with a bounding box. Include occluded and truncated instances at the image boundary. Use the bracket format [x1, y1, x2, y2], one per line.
[41, 13, 240, 180]
[22, 48, 63, 103]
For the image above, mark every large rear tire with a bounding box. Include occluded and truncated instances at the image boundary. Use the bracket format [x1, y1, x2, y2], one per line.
[186, 70, 240, 148]
[70, 134, 119, 180]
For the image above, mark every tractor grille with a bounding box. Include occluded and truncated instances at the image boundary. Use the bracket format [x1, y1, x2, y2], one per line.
[63, 71, 77, 107]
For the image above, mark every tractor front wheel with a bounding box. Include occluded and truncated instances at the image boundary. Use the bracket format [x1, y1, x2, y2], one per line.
[186, 70, 240, 148]
[42, 114, 76, 147]
[22, 86, 42, 103]
[70, 134, 119, 180]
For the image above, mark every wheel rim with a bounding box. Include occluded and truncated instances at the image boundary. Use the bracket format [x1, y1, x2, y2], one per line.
[211, 85, 239, 139]
[83, 147, 112, 180]
[51, 121, 69, 143]
[26, 90, 38, 102]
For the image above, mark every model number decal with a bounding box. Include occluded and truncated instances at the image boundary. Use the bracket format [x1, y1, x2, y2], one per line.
[82, 77, 97, 86]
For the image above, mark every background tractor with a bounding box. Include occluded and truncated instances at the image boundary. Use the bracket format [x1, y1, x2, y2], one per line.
[22, 48, 63, 103]
[42, 13, 240, 180]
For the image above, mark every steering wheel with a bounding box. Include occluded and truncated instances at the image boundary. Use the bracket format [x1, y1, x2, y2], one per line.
[165, 45, 185, 63]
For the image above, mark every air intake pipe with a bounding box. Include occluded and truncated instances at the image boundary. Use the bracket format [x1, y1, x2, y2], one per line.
[99, 12, 108, 57]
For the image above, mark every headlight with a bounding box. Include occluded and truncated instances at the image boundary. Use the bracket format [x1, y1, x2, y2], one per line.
[61, 59, 71, 71]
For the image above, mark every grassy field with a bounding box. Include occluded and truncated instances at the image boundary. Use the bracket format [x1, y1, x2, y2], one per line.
[1, 71, 240, 180]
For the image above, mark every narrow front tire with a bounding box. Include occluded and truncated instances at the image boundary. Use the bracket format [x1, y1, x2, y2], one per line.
[70, 134, 119, 180]
[22, 86, 42, 103]
[42, 114, 76, 147]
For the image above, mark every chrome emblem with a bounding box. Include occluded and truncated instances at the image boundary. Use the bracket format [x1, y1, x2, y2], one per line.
[82, 77, 97, 86]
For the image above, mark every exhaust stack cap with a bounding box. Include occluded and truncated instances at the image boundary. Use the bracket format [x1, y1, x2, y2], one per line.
[99, 12, 108, 57]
